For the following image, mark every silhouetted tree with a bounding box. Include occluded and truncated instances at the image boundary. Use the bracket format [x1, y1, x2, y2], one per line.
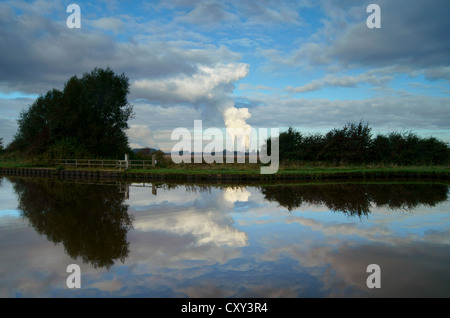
[263, 126, 303, 162]
[279, 127, 303, 161]
[10, 67, 133, 158]
[319, 121, 372, 164]
[297, 133, 324, 161]
[370, 132, 449, 165]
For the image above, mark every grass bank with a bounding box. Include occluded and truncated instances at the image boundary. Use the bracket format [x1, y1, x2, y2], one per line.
[0, 154, 448, 180]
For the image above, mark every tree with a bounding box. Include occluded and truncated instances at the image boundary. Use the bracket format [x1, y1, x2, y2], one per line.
[11, 67, 134, 158]
[320, 121, 372, 164]
[0, 138, 3, 152]
[263, 126, 302, 162]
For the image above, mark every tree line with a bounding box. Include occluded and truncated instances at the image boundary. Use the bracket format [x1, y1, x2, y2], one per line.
[265, 121, 449, 165]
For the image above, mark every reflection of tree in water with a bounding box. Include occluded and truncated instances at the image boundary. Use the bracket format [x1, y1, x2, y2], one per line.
[259, 183, 449, 216]
[11, 178, 133, 270]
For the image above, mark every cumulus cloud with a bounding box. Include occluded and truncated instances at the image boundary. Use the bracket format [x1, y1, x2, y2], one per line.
[132, 63, 249, 105]
[133, 208, 248, 248]
[223, 106, 252, 149]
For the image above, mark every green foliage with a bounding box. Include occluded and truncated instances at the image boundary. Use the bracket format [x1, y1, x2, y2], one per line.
[153, 149, 171, 168]
[371, 132, 450, 165]
[131, 148, 171, 168]
[279, 127, 303, 161]
[45, 137, 91, 159]
[264, 121, 449, 166]
[131, 148, 157, 160]
[319, 121, 372, 164]
[10, 67, 134, 158]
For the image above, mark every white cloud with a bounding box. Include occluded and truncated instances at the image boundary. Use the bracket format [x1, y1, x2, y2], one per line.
[133, 208, 248, 248]
[223, 106, 252, 149]
[126, 124, 157, 149]
[223, 187, 251, 204]
[132, 63, 249, 104]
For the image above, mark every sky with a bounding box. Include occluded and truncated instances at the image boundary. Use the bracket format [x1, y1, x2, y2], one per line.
[0, 0, 449, 151]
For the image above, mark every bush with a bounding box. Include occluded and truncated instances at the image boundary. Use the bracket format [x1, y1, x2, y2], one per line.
[45, 137, 91, 159]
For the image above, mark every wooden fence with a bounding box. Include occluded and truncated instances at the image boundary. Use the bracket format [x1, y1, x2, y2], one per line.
[52, 158, 155, 170]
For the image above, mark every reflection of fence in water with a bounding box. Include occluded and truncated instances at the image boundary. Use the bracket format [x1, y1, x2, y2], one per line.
[60, 179, 162, 199]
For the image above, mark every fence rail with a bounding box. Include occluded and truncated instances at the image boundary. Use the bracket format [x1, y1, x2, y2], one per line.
[52, 159, 155, 170]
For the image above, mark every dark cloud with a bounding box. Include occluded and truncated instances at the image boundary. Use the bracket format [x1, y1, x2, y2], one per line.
[0, 2, 240, 96]
[329, 0, 450, 69]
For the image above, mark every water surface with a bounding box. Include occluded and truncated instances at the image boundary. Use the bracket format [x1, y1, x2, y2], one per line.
[0, 176, 449, 297]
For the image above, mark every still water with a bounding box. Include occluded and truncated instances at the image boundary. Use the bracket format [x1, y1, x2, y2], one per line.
[0, 176, 449, 298]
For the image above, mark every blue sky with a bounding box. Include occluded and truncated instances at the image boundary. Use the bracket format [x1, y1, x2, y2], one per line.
[0, 0, 449, 150]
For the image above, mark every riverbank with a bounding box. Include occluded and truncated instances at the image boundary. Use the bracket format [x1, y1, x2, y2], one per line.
[0, 164, 448, 181]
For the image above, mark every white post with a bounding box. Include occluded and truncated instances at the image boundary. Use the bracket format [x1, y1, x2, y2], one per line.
[125, 154, 129, 169]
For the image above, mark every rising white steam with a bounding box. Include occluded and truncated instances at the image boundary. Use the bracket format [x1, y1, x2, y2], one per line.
[223, 106, 252, 150]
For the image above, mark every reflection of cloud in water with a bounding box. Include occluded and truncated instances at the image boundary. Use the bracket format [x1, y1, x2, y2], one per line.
[133, 208, 248, 248]
[223, 187, 251, 204]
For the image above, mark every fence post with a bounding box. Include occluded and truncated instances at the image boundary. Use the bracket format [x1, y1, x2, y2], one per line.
[125, 154, 129, 169]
